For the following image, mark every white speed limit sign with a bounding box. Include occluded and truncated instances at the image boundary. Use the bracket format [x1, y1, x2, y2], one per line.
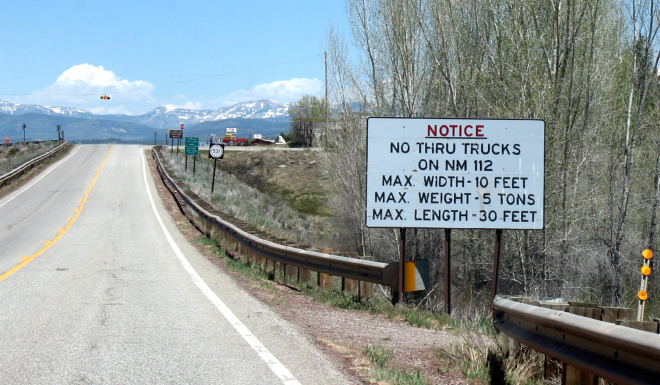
[209, 144, 225, 159]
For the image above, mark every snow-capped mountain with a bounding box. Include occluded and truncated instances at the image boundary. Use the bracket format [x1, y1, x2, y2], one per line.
[133, 99, 290, 128]
[209, 100, 289, 120]
[0, 100, 92, 118]
[0, 99, 290, 130]
[132, 105, 216, 129]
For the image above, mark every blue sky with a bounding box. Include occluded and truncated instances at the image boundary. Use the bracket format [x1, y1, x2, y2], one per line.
[0, 0, 349, 114]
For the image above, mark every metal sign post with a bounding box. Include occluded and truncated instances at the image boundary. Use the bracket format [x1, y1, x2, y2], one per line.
[209, 143, 225, 194]
[397, 228, 406, 304]
[491, 229, 503, 316]
[444, 229, 452, 314]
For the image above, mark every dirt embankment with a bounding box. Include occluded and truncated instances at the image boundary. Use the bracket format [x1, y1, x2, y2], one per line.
[216, 148, 330, 216]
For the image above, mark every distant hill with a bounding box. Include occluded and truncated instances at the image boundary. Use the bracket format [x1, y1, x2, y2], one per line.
[0, 99, 291, 142]
[0, 114, 154, 143]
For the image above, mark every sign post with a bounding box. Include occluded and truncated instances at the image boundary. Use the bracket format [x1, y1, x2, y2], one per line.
[366, 118, 545, 312]
[209, 143, 225, 193]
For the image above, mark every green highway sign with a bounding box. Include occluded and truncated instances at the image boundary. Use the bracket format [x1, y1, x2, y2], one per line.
[185, 137, 199, 156]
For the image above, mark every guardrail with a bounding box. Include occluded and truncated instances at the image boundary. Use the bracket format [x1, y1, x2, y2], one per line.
[0, 141, 68, 188]
[1, 139, 61, 147]
[493, 296, 660, 385]
[151, 147, 395, 296]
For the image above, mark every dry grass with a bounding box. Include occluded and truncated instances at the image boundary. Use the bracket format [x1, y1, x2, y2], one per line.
[161, 149, 336, 247]
[0, 141, 60, 175]
[438, 333, 546, 385]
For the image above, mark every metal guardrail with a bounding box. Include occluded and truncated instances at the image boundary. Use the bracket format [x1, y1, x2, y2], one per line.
[1, 139, 61, 147]
[0, 141, 68, 188]
[493, 296, 660, 385]
[151, 147, 393, 288]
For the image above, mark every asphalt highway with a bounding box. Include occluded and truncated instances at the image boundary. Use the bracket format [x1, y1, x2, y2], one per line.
[0, 145, 349, 385]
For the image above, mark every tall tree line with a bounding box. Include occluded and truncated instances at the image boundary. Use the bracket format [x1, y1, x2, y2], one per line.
[320, 0, 660, 313]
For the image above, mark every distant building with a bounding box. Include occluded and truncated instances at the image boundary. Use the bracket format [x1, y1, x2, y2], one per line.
[251, 138, 275, 146]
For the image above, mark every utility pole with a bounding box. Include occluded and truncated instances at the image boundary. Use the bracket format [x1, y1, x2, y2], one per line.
[22, 124, 26, 143]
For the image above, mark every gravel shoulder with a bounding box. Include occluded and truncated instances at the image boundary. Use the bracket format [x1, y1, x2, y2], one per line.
[147, 149, 480, 385]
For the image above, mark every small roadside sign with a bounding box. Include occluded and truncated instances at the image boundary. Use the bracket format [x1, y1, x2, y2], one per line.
[209, 144, 225, 159]
[185, 137, 199, 156]
[169, 130, 183, 139]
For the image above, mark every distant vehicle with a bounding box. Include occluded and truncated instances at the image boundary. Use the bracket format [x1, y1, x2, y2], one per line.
[100, 94, 111, 100]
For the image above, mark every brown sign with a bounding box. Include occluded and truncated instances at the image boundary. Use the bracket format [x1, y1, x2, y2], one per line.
[169, 130, 183, 139]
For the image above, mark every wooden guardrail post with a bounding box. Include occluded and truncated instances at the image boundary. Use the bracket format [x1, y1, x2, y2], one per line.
[339, 252, 360, 295]
[564, 364, 599, 385]
[285, 264, 298, 282]
[318, 248, 334, 289]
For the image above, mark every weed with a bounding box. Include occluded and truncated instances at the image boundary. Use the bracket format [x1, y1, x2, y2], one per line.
[303, 287, 366, 310]
[504, 347, 545, 385]
[195, 236, 216, 246]
[363, 345, 427, 385]
[363, 345, 392, 367]
[372, 368, 427, 385]
[439, 341, 490, 383]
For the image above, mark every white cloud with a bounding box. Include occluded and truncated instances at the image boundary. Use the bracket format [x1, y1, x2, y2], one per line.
[217, 78, 322, 106]
[19, 64, 156, 115]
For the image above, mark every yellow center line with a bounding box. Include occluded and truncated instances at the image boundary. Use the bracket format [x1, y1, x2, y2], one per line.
[0, 147, 113, 282]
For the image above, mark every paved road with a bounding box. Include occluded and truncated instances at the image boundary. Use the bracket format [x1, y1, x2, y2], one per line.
[0, 145, 349, 385]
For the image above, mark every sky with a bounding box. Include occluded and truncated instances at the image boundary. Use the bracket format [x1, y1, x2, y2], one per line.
[0, 0, 350, 115]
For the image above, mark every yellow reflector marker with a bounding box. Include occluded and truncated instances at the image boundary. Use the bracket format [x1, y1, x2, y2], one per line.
[641, 265, 652, 276]
[642, 249, 654, 260]
[404, 261, 417, 293]
[638, 290, 649, 301]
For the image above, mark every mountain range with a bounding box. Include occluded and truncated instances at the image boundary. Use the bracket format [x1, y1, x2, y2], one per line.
[0, 99, 291, 142]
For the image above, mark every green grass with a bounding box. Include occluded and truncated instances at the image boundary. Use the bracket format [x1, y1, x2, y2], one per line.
[372, 368, 427, 385]
[364, 345, 392, 367]
[363, 345, 427, 385]
[298, 286, 485, 333]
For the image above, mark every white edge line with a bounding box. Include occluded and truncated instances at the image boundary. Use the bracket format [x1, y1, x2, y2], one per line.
[140, 150, 301, 385]
[0, 145, 81, 210]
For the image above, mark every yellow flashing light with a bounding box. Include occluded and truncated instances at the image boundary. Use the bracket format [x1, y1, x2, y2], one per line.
[641, 265, 652, 276]
[638, 290, 649, 301]
[642, 249, 653, 260]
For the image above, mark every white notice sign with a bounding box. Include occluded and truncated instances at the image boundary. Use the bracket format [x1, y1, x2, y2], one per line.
[366, 118, 544, 229]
